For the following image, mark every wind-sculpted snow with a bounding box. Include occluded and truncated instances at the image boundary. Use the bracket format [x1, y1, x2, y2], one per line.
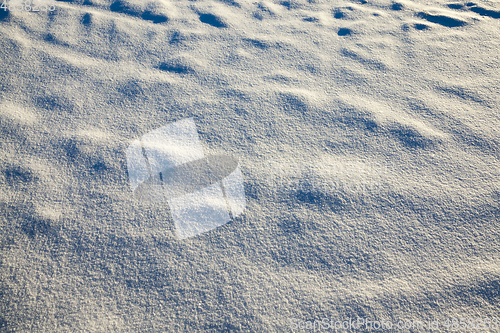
[0, 0, 499, 330]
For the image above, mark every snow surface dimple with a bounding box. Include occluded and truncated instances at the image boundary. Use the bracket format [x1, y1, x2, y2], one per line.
[109, 0, 168, 24]
[466, 2, 500, 19]
[417, 11, 467, 27]
[338, 27, 352, 36]
[198, 13, 227, 28]
[81, 12, 92, 25]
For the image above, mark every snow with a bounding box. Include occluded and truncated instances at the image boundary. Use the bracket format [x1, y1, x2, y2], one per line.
[0, 0, 499, 330]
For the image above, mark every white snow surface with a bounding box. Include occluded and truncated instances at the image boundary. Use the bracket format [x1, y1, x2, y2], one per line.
[0, 0, 499, 330]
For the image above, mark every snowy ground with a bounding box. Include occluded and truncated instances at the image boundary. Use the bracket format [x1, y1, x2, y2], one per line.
[0, 0, 499, 331]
